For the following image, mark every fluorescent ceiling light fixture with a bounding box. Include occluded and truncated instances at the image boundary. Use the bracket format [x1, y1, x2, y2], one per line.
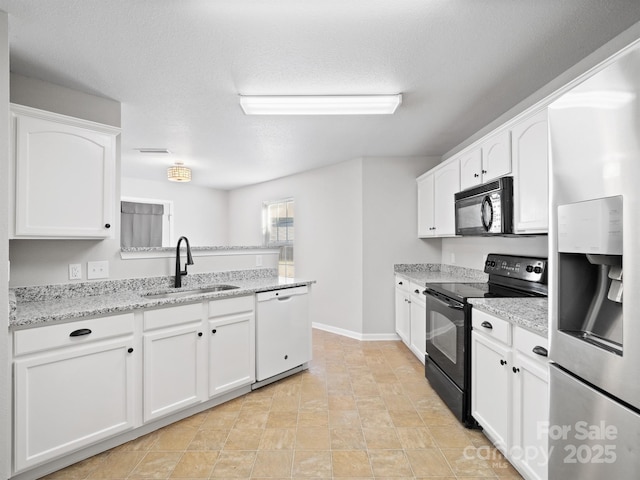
[239, 94, 402, 115]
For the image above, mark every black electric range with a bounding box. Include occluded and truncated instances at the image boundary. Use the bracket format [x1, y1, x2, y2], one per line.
[423, 253, 547, 427]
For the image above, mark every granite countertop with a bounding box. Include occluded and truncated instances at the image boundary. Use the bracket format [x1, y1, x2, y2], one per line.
[10, 272, 314, 329]
[469, 297, 549, 337]
[394, 263, 488, 284]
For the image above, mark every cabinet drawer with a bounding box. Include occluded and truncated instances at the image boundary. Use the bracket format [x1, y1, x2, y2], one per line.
[472, 309, 511, 345]
[13, 313, 134, 356]
[395, 275, 410, 292]
[514, 326, 549, 363]
[144, 303, 203, 331]
[208, 295, 254, 318]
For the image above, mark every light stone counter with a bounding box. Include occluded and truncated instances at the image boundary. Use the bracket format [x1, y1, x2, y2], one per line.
[394, 263, 488, 284]
[469, 297, 549, 337]
[11, 269, 314, 328]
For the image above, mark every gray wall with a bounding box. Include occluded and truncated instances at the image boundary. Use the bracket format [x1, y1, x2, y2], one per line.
[362, 156, 441, 335]
[229, 156, 440, 338]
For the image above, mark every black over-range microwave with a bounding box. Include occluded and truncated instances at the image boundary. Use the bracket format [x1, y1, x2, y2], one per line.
[454, 176, 513, 235]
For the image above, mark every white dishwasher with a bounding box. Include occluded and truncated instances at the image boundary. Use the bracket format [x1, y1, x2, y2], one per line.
[255, 285, 310, 383]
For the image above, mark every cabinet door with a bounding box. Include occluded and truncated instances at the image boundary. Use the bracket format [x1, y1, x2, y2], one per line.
[416, 173, 435, 237]
[511, 110, 549, 233]
[409, 288, 426, 364]
[143, 322, 206, 422]
[14, 338, 136, 472]
[209, 312, 255, 397]
[471, 331, 510, 450]
[459, 148, 482, 190]
[481, 130, 511, 183]
[12, 108, 118, 238]
[512, 351, 549, 480]
[394, 280, 411, 345]
[433, 160, 460, 236]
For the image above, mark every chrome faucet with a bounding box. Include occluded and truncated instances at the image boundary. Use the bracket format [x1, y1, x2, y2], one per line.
[174, 236, 194, 288]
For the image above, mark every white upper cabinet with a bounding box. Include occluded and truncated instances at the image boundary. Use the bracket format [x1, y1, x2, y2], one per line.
[511, 109, 549, 233]
[417, 158, 460, 237]
[10, 104, 120, 239]
[459, 148, 482, 190]
[460, 130, 512, 190]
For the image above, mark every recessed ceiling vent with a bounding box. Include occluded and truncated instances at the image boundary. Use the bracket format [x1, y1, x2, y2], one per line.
[135, 148, 172, 154]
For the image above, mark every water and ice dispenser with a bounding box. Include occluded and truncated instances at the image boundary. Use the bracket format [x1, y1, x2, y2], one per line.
[557, 196, 623, 355]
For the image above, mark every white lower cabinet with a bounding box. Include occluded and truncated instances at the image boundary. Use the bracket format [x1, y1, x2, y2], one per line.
[471, 308, 549, 480]
[13, 314, 137, 473]
[409, 283, 426, 364]
[143, 303, 206, 422]
[208, 296, 255, 397]
[394, 276, 426, 364]
[394, 276, 411, 344]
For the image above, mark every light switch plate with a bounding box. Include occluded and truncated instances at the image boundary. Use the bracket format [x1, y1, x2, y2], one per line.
[87, 260, 109, 280]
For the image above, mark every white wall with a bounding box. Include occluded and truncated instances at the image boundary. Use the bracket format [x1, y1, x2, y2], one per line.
[362, 156, 441, 335]
[121, 177, 229, 246]
[230, 158, 365, 334]
[0, 12, 11, 479]
[229, 156, 439, 338]
[441, 236, 548, 271]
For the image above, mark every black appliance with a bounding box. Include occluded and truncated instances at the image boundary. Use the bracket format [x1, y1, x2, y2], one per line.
[424, 253, 547, 427]
[454, 176, 513, 235]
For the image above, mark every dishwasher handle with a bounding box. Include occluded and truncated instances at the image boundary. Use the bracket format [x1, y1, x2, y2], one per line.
[256, 285, 309, 302]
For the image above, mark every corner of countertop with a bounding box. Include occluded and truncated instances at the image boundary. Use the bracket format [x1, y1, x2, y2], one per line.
[9, 289, 17, 324]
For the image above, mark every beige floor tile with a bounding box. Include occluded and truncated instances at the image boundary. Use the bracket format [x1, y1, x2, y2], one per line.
[405, 448, 454, 477]
[389, 409, 425, 427]
[377, 382, 405, 396]
[291, 450, 332, 477]
[151, 426, 198, 452]
[235, 411, 269, 429]
[89, 451, 145, 479]
[187, 429, 228, 451]
[297, 410, 328, 427]
[359, 409, 394, 428]
[330, 428, 366, 450]
[327, 394, 357, 410]
[251, 450, 293, 477]
[111, 431, 159, 452]
[331, 450, 373, 477]
[429, 425, 476, 448]
[295, 427, 330, 450]
[170, 451, 218, 478]
[396, 427, 436, 449]
[328, 410, 361, 428]
[266, 411, 298, 428]
[259, 428, 296, 450]
[223, 428, 263, 450]
[362, 427, 402, 449]
[44, 452, 109, 480]
[440, 447, 497, 477]
[270, 394, 300, 412]
[129, 452, 182, 479]
[200, 410, 239, 430]
[211, 450, 256, 478]
[382, 393, 414, 410]
[368, 449, 413, 477]
[355, 396, 386, 411]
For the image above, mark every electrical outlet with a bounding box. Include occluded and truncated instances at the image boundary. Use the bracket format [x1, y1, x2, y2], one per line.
[256, 255, 263, 267]
[69, 264, 82, 280]
[87, 260, 109, 280]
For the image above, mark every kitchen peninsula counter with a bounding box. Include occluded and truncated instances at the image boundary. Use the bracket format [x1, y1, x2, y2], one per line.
[469, 297, 549, 336]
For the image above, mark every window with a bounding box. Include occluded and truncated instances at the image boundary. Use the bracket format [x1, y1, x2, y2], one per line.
[263, 198, 294, 279]
[120, 197, 173, 248]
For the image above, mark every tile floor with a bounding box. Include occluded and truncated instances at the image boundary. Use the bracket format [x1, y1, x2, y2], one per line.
[43, 329, 522, 479]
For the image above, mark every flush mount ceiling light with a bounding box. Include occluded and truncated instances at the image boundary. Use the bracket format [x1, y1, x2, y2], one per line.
[167, 162, 192, 182]
[239, 94, 402, 115]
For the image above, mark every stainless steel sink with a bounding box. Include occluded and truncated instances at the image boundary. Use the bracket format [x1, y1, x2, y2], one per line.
[143, 285, 239, 299]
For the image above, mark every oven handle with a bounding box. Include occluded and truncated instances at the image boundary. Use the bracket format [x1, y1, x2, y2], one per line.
[423, 289, 464, 310]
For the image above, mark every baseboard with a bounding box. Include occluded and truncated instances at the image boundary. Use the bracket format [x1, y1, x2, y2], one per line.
[312, 323, 400, 342]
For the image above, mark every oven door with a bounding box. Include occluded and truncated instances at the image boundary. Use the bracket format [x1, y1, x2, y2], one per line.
[424, 288, 466, 388]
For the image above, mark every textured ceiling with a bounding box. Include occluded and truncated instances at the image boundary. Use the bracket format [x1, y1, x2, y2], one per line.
[2, 0, 640, 189]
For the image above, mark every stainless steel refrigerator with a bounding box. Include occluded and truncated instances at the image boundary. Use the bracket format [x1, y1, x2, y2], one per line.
[548, 40, 640, 478]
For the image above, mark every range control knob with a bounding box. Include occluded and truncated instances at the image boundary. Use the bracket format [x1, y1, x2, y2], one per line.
[526, 265, 534, 273]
